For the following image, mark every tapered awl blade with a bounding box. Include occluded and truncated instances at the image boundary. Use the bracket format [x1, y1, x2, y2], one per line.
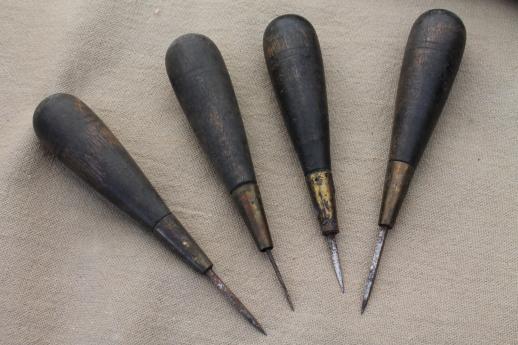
[266, 249, 294, 310]
[206, 269, 266, 335]
[325, 234, 345, 293]
[361, 227, 387, 313]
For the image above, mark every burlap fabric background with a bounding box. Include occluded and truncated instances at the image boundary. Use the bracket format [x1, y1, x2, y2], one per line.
[1, 0, 516, 344]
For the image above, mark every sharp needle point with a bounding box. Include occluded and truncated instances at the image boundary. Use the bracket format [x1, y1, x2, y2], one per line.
[266, 249, 294, 311]
[325, 234, 345, 293]
[361, 299, 367, 315]
[361, 226, 388, 314]
[206, 269, 267, 335]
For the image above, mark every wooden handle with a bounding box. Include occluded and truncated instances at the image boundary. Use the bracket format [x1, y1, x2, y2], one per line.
[33, 94, 212, 273]
[166, 34, 275, 251]
[264, 14, 330, 175]
[390, 9, 466, 167]
[379, 9, 466, 228]
[165, 34, 256, 193]
[33, 93, 169, 227]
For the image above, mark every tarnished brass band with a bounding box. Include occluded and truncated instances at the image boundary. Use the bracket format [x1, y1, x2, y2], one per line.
[305, 169, 339, 235]
[231, 182, 273, 251]
[378, 161, 415, 228]
[153, 213, 213, 274]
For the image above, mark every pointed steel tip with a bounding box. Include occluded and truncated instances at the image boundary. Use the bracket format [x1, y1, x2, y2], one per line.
[283, 288, 295, 312]
[325, 234, 345, 293]
[246, 315, 267, 336]
[286, 292, 295, 312]
[361, 299, 368, 314]
[258, 325, 267, 336]
[250, 318, 267, 336]
[249, 318, 267, 336]
[265, 250, 294, 311]
[339, 267, 345, 294]
[205, 269, 266, 335]
[361, 226, 388, 314]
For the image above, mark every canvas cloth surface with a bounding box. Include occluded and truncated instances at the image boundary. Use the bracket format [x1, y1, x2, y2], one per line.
[0, 0, 517, 344]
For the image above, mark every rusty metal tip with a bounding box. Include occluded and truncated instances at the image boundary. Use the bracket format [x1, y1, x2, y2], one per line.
[265, 250, 294, 311]
[325, 234, 345, 293]
[361, 226, 388, 314]
[206, 269, 266, 335]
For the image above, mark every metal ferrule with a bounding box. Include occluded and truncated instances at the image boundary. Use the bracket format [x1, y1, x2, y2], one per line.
[153, 213, 213, 274]
[378, 161, 415, 228]
[305, 169, 339, 235]
[231, 183, 273, 251]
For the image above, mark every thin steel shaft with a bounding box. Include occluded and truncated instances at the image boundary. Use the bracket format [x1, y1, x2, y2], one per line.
[361, 226, 388, 314]
[325, 234, 345, 293]
[206, 269, 266, 335]
[265, 249, 294, 311]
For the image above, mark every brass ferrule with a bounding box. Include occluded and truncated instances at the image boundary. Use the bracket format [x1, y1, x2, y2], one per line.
[231, 182, 273, 251]
[378, 161, 415, 228]
[305, 169, 339, 235]
[153, 213, 213, 274]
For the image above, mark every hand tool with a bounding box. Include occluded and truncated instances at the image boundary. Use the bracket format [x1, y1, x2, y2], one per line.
[263, 15, 345, 292]
[165, 34, 293, 310]
[33, 93, 266, 335]
[361, 9, 466, 313]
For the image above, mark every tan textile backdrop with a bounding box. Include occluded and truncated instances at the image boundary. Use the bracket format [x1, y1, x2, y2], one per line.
[1, 0, 517, 344]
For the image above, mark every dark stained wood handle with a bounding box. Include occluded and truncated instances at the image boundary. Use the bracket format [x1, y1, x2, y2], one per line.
[390, 9, 466, 167]
[165, 35, 275, 251]
[378, 10, 466, 228]
[33, 94, 212, 273]
[263, 14, 330, 175]
[165, 34, 256, 193]
[33, 93, 169, 228]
